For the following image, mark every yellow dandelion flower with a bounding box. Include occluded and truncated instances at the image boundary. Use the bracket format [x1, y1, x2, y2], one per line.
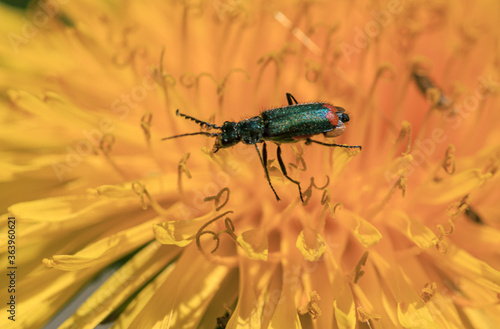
[1, 1, 500, 329]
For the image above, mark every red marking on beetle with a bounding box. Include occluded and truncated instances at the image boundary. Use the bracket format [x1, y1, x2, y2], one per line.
[323, 103, 339, 127]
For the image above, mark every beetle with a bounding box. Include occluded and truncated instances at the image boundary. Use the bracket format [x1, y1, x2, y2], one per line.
[412, 70, 451, 109]
[162, 93, 361, 202]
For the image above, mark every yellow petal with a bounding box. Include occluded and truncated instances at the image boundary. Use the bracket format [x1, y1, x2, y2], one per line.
[397, 301, 439, 329]
[331, 269, 357, 329]
[462, 306, 500, 329]
[43, 217, 158, 270]
[88, 184, 139, 198]
[269, 294, 302, 329]
[196, 269, 239, 329]
[0, 265, 98, 328]
[237, 228, 269, 261]
[388, 210, 437, 249]
[226, 256, 274, 329]
[436, 246, 500, 293]
[154, 211, 218, 247]
[339, 210, 382, 248]
[296, 227, 326, 261]
[420, 169, 492, 204]
[8, 195, 110, 224]
[58, 242, 180, 329]
[128, 245, 230, 328]
[334, 299, 356, 329]
[110, 258, 175, 329]
[331, 147, 361, 182]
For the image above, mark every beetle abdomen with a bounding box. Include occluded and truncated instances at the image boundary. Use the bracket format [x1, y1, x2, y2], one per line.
[262, 103, 337, 141]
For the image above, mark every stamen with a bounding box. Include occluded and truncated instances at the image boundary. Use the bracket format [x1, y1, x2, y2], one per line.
[141, 112, 165, 171]
[319, 193, 342, 227]
[112, 46, 147, 71]
[356, 307, 381, 323]
[425, 87, 444, 108]
[477, 75, 498, 112]
[415, 86, 443, 142]
[179, 72, 198, 88]
[132, 181, 169, 215]
[447, 194, 470, 218]
[216, 69, 251, 115]
[218, 69, 252, 97]
[178, 69, 250, 115]
[434, 195, 469, 245]
[99, 133, 128, 179]
[435, 239, 448, 254]
[329, 201, 343, 218]
[177, 153, 191, 194]
[108, 24, 145, 71]
[179, 2, 205, 69]
[256, 45, 297, 90]
[483, 157, 499, 176]
[367, 175, 407, 218]
[442, 145, 456, 175]
[200, 72, 222, 99]
[368, 64, 396, 102]
[195, 210, 238, 257]
[203, 187, 230, 211]
[305, 59, 321, 83]
[353, 251, 369, 284]
[184, 72, 218, 100]
[315, 176, 330, 191]
[141, 111, 152, 143]
[320, 186, 332, 207]
[420, 282, 437, 303]
[99, 133, 114, 154]
[298, 291, 322, 319]
[152, 47, 176, 116]
[213, 0, 245, 21]
[359, 64, 395, 148]
[388, 121, 412, 162]
[398, 121, 412, 155]
[118, 25, 137, 47]
[288, 145, 307, 172]
[307, 21, 340, 68]
[434, 192, 468, 255]
[302, 175, 330, 205]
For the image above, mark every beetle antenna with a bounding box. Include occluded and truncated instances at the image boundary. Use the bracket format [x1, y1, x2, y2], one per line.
[175, 109, 221, 129]
[161, 131, 220, 141]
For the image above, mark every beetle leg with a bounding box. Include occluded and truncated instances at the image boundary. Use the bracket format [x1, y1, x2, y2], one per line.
[286, 93, 299, 105]
[277, 145, 304, 203]
[306, 138, 362, 150]
[255, 143, 281, 201]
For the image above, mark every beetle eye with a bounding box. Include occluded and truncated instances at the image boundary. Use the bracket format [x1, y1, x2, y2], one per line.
[338, 113, 350, 123]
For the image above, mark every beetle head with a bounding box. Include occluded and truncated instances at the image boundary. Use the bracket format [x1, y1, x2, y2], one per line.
[213, 121, 240, 152]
